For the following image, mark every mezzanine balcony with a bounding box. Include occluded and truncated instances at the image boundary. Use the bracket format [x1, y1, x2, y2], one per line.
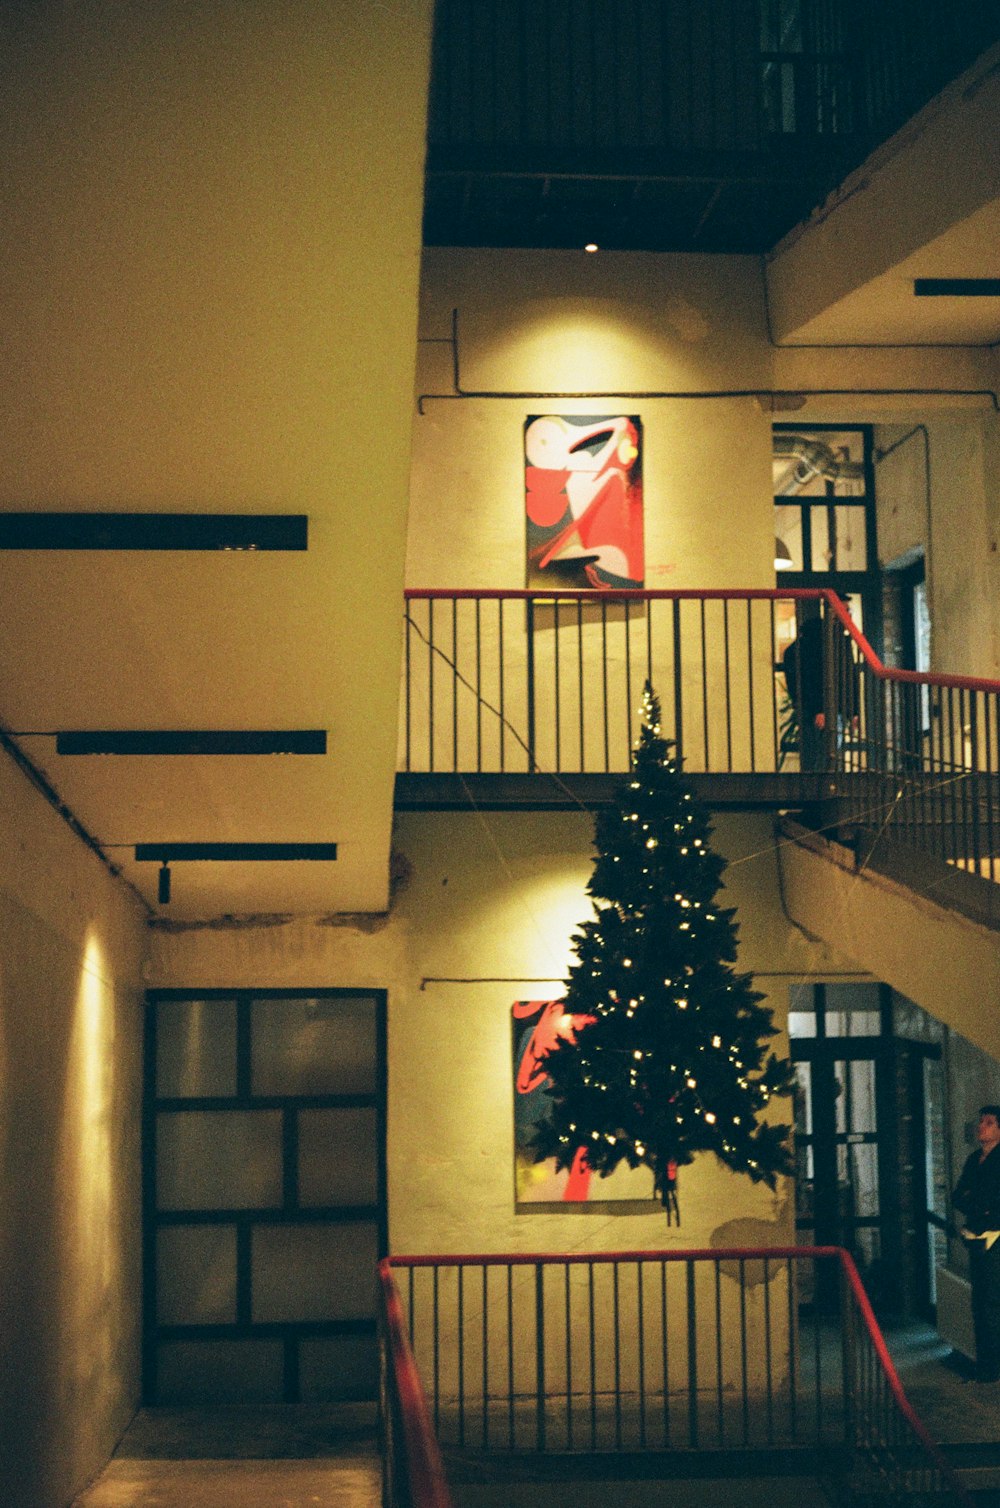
[396, 588, 1000, 917]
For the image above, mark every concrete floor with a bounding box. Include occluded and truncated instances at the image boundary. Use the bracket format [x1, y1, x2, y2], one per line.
[71, 1405, 382, 1508]
[69, 1327, 1000, 1508]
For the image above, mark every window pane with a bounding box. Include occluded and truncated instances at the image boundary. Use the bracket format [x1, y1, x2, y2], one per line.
[774, 504, 803, 571]
[252, 996, 377, 1097]
[252, 1222, 378, 1323]
[299, 1107, 379, 1207]
[299, 1336, 379, 1402]
[157, 998, 237, 1098]
[845, 1143, 880, 1217]
[794, 1061, 813, 1136]
[157, 1225, 237, 1325]
[157, 1340, 283, 1404]
[810, 504, 866, 572]
[774, 429, 865, 497]
[157, 1110, 282, 1210]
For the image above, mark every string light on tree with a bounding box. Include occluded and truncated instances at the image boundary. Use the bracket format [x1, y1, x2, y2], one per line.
[530, 682, 794, 1223]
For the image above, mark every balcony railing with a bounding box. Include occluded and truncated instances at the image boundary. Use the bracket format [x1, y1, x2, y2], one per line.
[378, 1247, 971, 1507]
[401, 588, 1000, 887]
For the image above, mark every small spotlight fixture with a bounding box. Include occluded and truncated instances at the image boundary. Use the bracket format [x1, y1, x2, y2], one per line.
[137, 841, 338, 905]
[136, 842, 338, 862]
[584, 242, 599, 253]
[774, 536, 793, 571]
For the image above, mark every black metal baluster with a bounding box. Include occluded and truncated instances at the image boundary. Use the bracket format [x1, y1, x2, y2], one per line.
[646, 595, 653, 691]
[987, 692, 997, 882]
[947, 686, 959, 864]
[553, 598, 561, 773]
[687, 1259, 698, 1448]
[589, 1261, 597, 1448]
[458, 1263, 465, 1447]
[507, 1264, 515, 1448]
[637, 1259, 646, 1450]
[602, 600, 610, 772]
[715, 1258, 724, 1444]
[482, 1264, 489, 1448]
[661, 1259, 670, 1448]
[673, 599, 684, 765]
[535, 1262, 546, 1451]
[764, 1255, 774, 1444]
[577, 599, 585, 772]
[746, 600, 756, 771]
[433, 1264, 440, 1438]
[724, 598, 733, 771]
[770, 599, 779, 771]
[498, 599, 506, 772]
[813, 1276, 822, 1441]
[700, 598, 709, 769]
[740, 1256, 749, 1445]
[405, 607, 412, 772]
[526, 599, 536, 774]
[625, 598, 633, 762]
[970, 691, 982, 877]
[565, 1261, 573, 1449]
[788, 1256, 798, 1442]
[613, 1260, 622, 1449]
[428, 599, 435, 773]
[451, 597, 458, 772]
[475, 598, 482, 772]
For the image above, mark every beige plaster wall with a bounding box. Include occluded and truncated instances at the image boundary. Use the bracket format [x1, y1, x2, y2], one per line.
[0, 756, 147, 1508]
[407, 251, 789, 773]
[764, 45, 1000, 342]
[875, 415, 1000, 679]
[149, 808, 856, 1257]
[778, 833, 1000, 1058]
[0, 0, 434, 916]
[411, 249, 776, 593]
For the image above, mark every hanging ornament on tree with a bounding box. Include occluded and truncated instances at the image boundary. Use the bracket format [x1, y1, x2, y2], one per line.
[530, 682, 794, 1221]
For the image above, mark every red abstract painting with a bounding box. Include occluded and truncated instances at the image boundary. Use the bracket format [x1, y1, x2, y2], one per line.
[525, 415, 643, 590]
[512, 1000, 595, 1203]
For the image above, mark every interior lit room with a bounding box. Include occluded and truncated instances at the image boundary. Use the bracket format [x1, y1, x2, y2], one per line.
[1, 4, 999, 1505]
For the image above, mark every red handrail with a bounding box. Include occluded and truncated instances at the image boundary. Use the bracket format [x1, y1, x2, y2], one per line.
[386, 1245, 971, 1504]
[378, 1258, 454, 1508]
[404, 587, 1000, 697]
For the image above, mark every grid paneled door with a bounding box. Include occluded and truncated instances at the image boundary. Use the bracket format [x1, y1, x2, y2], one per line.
[143, 989, 386, 1403]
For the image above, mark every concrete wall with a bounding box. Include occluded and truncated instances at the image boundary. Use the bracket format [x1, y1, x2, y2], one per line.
[149, 809, 853, 1256]
[778, 831, 1000, 1059]
[875, 415, 1000, 679]
[0, 0, 434, 917]
[0, 755, 147, 1508]
[411, 248, 776, 593]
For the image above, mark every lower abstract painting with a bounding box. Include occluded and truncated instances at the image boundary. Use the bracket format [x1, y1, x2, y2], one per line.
[511, 1000, 654, 1207]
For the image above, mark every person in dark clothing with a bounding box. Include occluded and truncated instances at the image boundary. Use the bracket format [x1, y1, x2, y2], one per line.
[782, 613, 827, 772]
[953, 1105, 1000, 1383]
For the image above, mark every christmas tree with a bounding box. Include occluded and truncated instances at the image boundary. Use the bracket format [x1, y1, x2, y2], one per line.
[531, 683, 794, 1217]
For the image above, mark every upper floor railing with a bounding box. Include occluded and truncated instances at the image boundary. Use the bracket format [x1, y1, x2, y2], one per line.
[379, 1247, 972, 1507]
[400, 588, 1000, 884]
